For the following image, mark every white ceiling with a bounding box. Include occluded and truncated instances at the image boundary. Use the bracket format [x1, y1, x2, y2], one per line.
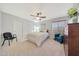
[0, 3, 74, 21]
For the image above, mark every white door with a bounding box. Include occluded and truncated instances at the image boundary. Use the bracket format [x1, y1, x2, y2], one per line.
[13, 21, 23, 42]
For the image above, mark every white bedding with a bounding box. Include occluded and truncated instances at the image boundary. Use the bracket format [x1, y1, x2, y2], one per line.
[27, 32, 49, 46]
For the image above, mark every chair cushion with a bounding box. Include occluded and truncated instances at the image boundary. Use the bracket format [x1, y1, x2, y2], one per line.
[55, 33, 60, 37]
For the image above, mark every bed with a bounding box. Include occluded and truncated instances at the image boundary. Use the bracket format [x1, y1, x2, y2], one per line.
[0, 32, 65, 56]
[27, 32, 49, 46]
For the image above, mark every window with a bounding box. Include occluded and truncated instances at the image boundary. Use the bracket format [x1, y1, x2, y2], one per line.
[33, 25, 40, 32]
[52, 21, 67, 34]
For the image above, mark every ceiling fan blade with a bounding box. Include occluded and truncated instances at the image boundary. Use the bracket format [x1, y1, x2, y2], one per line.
[31, 14, 38, 17]
[40, 16, 46, 18]
[30, 14, 35, 16]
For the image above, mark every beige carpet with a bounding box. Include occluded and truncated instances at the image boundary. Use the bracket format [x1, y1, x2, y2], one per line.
[0, 39, 65, 56]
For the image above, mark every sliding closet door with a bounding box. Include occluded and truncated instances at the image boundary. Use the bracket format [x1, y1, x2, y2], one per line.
[0, 12, 1, 45]
[13, 21, 23, 42]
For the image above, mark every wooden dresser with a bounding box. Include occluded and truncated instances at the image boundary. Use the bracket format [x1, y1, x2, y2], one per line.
[64, 23, 79, 56]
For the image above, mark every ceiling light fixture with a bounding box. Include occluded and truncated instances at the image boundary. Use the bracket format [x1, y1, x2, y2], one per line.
[30, 8, 46, 22]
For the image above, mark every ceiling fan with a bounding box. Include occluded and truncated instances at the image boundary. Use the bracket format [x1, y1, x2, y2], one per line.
[31, 12, 46, 20]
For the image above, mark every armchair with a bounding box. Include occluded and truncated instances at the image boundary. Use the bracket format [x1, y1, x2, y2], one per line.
[1, 32, 17, 46]
[54, 33, 64, 43]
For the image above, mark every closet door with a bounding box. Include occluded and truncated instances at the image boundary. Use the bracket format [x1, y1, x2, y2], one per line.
[0, 13, 1, 45]
[13, 21, 23, 42]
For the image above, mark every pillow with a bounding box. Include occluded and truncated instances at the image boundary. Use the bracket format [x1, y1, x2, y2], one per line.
[27, 32, 49, 47]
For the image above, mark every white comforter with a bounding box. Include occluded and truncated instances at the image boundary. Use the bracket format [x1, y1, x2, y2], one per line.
[27, 32, 49, 46]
